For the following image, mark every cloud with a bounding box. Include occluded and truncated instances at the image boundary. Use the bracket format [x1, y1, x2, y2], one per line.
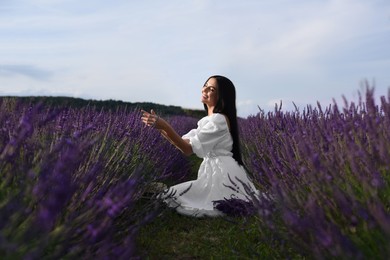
[0, 0, 389, 117]
[0, 64, 53, 80]
[227, 1, 373, 70]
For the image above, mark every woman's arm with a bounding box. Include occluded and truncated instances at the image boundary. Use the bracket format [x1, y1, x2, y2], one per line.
[141, 110, 193, 156]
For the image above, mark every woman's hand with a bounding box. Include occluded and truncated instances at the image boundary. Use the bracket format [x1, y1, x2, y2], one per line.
[141, 109, 161, 129]
[140, 109, 193, 156]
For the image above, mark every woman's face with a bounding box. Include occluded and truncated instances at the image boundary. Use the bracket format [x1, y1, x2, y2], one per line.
[201, 77, 218, 107]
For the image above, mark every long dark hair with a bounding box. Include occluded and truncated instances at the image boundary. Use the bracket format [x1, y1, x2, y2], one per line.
[203, 75, 244, 165]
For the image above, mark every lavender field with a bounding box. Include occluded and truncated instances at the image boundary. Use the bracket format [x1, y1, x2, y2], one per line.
[1, 86, 390, 259]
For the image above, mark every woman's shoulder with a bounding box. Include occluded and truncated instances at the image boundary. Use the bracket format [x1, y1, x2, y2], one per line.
[206, 113, 230, 129]
[208, 112, 224, 120]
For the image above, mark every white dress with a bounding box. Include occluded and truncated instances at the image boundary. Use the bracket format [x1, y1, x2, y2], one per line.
[161, 113, 258, 217]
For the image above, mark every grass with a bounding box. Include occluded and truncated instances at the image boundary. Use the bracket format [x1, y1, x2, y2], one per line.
[136, 206, 305, 259]
[138, 209, 259, 259]
[135, 156, 304, 259]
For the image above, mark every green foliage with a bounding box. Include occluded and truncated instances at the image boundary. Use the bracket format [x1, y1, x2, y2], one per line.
[1, 96, 204, 118]
[137, 208, 303, 259]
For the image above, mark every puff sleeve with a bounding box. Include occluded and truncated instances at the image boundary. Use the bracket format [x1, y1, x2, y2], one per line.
[183, 114, 229, 158]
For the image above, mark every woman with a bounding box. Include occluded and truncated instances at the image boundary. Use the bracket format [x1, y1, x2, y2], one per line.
[141, 75, 257, 217]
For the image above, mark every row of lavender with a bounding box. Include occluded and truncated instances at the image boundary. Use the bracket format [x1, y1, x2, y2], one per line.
[2, 86, 390, 258]
[0, 98, 198, 258]
[239, 87, 390, 259]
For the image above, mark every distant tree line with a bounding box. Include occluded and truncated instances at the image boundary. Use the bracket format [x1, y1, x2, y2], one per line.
[0, 96, 205, 118]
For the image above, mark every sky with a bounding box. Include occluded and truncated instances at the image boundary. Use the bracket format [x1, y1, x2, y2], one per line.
[1, 0, 389, 117]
